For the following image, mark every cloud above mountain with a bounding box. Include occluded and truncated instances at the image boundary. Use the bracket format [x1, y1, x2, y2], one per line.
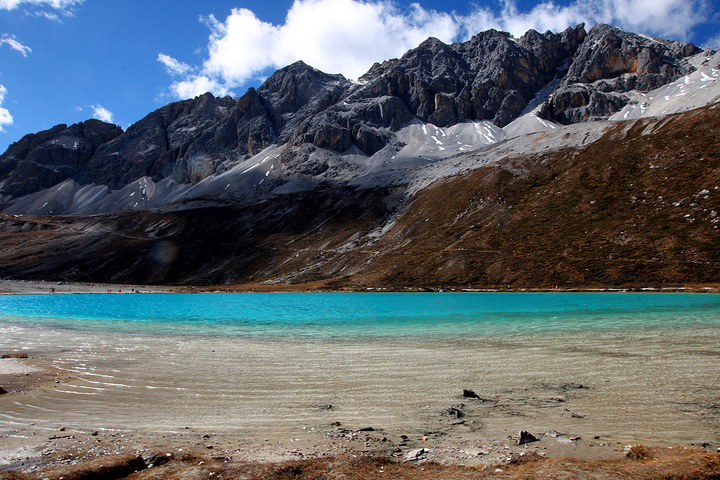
[90, 104, 113, 123]
[73, 104, 114, 124]
[0, 85, 13, 132]
[158, 0, 711, 99]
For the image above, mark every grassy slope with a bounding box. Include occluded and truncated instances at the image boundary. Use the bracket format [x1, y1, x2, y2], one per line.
[358, 104, 720, 288]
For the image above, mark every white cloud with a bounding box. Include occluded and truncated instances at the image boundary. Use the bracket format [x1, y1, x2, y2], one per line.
[161, 0, 712, 100]
[158, 53, 191, 76]
[162, 0, 459, 98]
[170, 75, 228, 99]
[461, 0, 709, 41]
[0, 85, 13, 132]
[0, 0, 82, 9]
[0, 33, 32, 56]
[703, 33, 720, 49]
[90, 104, 114, 124]
[0, 0, 83, 18]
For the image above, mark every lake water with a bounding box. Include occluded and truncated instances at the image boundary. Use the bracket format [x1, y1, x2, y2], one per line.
[1, 292, 720, 448]
[1, 292, 719, 339]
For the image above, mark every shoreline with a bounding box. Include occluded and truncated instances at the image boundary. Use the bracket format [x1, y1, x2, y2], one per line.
[0, 356, 628, 472]
[2, 279, 720, 295]
[3, 332, 720, 476]
[1, 361, 718, 479]
[0, 358, 693, 476]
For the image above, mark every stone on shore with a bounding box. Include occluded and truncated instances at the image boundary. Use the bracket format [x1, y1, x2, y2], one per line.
[2, 353, 29, 359]
[404, 448, 427, 461]
[517, 430, 539, 445]
[463, 389, 481, 399]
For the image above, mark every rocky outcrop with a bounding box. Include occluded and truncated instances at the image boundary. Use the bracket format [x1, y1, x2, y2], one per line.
[68, 62, 349, 188]
[541, 24, 699, 123]
[0, 119, 122, 199]
[350, 25, 586, 127]
[84, 93, 242, 187]
[292, 25, 587, 154]
[258, 60, 351, 137]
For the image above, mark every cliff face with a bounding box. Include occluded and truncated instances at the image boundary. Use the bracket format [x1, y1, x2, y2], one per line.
[544, 24, 699, 123]
[0, 120, 122, 199]
[0, 24, 702, 206]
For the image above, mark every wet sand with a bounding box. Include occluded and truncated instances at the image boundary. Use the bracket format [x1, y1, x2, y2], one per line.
[2, 316, 719, 474]
[0, 280, 173, 295]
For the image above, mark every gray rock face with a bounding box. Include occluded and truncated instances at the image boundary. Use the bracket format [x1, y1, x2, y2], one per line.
[353, 25, 586, 127]
[84, 61, 349, 188]
[293, 25, 587, 154]
[541, 24, 699, 123]
[0, 24, 702, 205]
[0, 119, 122, 199]
[85, 93, 242, 188]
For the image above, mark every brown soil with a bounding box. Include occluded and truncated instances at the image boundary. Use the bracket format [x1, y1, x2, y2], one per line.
[1, 446, 718, 480]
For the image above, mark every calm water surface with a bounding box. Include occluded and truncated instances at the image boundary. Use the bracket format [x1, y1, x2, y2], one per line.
[0, 292, 718, 339]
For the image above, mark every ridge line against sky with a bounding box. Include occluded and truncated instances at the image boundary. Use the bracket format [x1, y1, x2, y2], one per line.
[0, 0, 718, 153]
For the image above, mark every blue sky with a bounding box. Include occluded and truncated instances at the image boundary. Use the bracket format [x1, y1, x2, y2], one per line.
[0, 0, 718, 153]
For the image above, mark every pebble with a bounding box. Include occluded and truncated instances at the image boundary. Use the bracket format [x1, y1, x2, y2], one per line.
[404, 448, 426, 461]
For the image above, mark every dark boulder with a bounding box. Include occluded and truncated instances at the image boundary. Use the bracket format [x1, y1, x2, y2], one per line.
[517, 430, 539, 444]
[2, 353, 29, 359]
[463, 389, 481, 399]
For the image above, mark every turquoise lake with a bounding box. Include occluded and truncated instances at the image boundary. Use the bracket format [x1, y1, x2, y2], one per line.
[0, 292, 718, 339]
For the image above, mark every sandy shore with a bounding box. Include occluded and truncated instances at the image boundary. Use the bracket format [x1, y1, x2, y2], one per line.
[0, 352, 626, 467]
[1, 364, 717, 479]
[0, 280, 175, 295]
[2, 327, 720, 476]
[0, 355, 631, 476]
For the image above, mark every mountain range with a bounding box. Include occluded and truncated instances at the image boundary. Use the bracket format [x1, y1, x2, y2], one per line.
[0, 23, 719, 289]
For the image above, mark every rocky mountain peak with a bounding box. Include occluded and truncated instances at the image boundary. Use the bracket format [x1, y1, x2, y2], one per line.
[349, 23, 588, 129]
[565, 23, 698, 86]
[0, 119, 123, 199]
[258, 60, 350, 117]
[541, 23, 700, 124]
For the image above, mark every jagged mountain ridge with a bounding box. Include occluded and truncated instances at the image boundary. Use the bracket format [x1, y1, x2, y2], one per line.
[0, 23, 708, 215]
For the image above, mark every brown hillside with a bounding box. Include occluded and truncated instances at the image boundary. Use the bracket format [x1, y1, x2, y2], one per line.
[354, 104, 720, 288]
